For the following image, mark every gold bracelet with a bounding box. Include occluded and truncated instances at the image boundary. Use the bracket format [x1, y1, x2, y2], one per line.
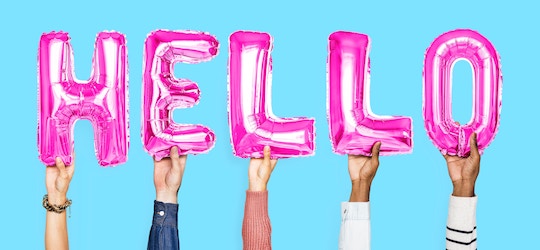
[42, 194, 72, 213]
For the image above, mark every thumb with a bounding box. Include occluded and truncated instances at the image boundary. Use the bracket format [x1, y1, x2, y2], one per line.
[371, 142, 381, 162]
[55, 157, 66, 170]
[170, 146, 182, 172]
[469, 133, 480, 158]
[263, 146, 271, 165]
[170, 146, 179, 158]
[55, 157, 68, 178]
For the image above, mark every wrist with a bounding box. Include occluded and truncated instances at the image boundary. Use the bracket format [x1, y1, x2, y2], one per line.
[350, 179, 372, 202]
[156, 190, 178, 204]
[452, 180, 476, 197]
[248, 182, 267, 192]
[46, 192, 67, 204]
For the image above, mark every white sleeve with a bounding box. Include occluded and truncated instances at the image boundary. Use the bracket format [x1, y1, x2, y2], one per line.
[446, 196, 478, 250]
[339, 202, 370, 250]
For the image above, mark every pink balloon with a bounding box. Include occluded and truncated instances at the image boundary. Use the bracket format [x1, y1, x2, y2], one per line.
[423, 29, 502, 157]
[37, 31, 129, 166]
[228, 31, 315, 158]
[142, 30, 218, 160]
[327, 31, 413, 156]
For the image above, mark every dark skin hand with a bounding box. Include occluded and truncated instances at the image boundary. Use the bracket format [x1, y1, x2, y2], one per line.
[444, 133, 480, 197]
[348, 142, 382, 202]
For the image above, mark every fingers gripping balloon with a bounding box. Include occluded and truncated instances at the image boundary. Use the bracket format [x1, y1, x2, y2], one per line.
[228, 31, 315, 158]
[142, 30, 218, 160]
[37, 31, 129, 166]
[423, 29, 502, 157]
[327, 31, 413, 156]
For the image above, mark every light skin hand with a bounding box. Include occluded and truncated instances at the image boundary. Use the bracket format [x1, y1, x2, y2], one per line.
[154, 146, 187, 204]
[46, 156, 75, 204]
[348, 142, 381, 202]
[444, 133, 480, 197]
[248, 146, 278, 192]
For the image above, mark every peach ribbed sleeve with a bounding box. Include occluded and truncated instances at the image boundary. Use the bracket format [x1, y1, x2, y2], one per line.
[242, 191, 272, 250]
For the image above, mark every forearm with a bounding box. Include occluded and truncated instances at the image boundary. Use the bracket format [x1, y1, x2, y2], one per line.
[45, 195, 69, 250]
[349, 180, 371, 202]
[242, 191, 271, 250]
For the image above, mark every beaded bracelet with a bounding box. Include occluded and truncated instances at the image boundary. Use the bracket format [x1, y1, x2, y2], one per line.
[42, 194, 72, 213]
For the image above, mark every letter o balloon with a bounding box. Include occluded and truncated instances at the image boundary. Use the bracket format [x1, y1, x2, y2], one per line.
[423, 29, 502, 157]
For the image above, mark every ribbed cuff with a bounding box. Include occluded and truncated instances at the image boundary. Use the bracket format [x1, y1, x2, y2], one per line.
[341, 202, 370, 220]
[447, 195, 477, 230]
[244, 191, 269, 218]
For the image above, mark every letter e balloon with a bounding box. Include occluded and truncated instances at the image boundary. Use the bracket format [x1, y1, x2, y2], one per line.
[141, 30, 218, 160]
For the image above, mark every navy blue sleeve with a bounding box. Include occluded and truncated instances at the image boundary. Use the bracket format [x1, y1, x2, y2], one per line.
[147, 201, 179, 250]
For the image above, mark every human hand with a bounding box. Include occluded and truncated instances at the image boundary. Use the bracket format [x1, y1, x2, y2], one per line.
[348, 142, 381, 202]
[248, 146, 278, 192]
[154, 146, 187, 204]
[45, 155, 75, 205]
[444, 133, 480, 197]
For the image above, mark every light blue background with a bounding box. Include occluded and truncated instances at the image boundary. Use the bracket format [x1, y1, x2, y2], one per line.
[0, 0, 537, 249]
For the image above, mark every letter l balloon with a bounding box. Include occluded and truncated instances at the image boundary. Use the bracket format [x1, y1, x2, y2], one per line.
[327, 31, 413, 156]
[228, 31, 315, 158]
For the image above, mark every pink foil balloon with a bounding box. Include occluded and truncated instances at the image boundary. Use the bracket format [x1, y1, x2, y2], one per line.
[142, 30, 218, 160]
[423, 29, 502, 157]
[228, 31, 315, 158]
[327, 31, 413, 156]
[37, 31, 129, 166]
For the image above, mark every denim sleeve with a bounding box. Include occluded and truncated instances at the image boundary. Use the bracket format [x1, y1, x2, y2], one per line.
[147, 201, 179, 250]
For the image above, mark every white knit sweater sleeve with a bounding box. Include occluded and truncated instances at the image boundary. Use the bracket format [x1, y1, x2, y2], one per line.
[446, 196, 478, 250]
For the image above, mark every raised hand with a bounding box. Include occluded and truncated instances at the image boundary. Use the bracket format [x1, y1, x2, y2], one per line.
[348, 142, 381, 202]
[45, 156, 75, 204]
[248, 146, 278, 192]
[444, 133, 480, 197]
[154, 146, 187, 204]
